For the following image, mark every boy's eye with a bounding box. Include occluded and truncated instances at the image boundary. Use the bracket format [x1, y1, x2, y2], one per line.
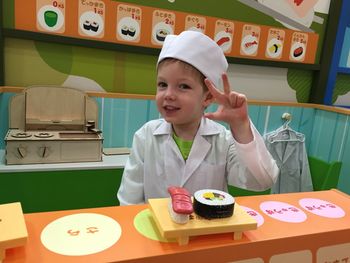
[179, 84, 191, 90]
[157, 81, 167, 89]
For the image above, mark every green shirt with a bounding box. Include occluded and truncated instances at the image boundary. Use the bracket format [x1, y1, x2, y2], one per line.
[172, 133, 193, 160]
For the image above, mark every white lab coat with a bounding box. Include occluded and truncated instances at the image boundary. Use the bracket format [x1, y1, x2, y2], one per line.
[117, 117, 279, 205]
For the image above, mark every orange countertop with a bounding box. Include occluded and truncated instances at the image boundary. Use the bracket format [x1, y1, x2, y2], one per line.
[4, 189, 350, 263]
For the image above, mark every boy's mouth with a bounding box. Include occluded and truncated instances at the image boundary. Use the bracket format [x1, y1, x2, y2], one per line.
[163, 105, 180, 111]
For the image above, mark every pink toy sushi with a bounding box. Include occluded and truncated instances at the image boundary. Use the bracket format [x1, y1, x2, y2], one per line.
[168, 186, 193, 224]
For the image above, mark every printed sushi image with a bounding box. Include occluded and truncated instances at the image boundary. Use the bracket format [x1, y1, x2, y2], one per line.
[152, 22, 173, 44]
[120, 25, 136, 36]
[37, 5, 64, 32]
[293, 46, 304, 57]
[90, 21, 99, 32]
[83, 20, 99, 32]
[156, 29, 170, 42]
[117, 17, 140, 41]
[193, 189, 235, 219]
[241, 35, 259, 56]
[83, 20, 91, 30]
[214, 31, 233, 53]
[44, 10, 58, 27]
[290, 42, 306, 61]
[266, 38, 283, 58]
[79, 11, 104, 37]
[168, 186, 193, 224]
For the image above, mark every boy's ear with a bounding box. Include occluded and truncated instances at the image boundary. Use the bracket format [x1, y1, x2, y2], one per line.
[203, 91, 214, 107]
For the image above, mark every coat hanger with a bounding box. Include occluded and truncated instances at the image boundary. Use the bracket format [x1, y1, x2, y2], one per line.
[266, 113, 305, 143]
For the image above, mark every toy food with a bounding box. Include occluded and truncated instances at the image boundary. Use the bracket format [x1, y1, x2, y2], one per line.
[168, 186, 193, 224]
[193, 189, 235, 219]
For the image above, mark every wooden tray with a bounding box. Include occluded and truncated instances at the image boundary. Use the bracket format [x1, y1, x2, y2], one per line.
[149, 198, 257, 245]
[0, 202, 28, 260]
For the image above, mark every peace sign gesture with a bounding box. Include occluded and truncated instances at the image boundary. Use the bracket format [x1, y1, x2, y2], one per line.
[204, 73, 253, 143]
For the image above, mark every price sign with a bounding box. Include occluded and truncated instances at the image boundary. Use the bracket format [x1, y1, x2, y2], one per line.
[36, 0, 65, 33]
[151, 10, 175, 46]
[116, 4, 142, 43]
[240, 24, 261, 57]
[184, 15, 206, 34]
[289, 32, 308, 62]
[214, 19, 234, 54]
[265, 28, 285, 59]
[78, 0, 105, 38]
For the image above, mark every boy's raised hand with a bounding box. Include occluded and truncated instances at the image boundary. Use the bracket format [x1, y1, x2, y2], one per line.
[204, 73, 253, 143]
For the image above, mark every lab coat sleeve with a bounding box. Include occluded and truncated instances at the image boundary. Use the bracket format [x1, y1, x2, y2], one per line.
[228, 121, 279, 191]
[300, 143, 314, 192]
[117, 128, 146, 205]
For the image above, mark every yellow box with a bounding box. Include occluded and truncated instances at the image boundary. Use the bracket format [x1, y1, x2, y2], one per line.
[0, 202, 28, 260]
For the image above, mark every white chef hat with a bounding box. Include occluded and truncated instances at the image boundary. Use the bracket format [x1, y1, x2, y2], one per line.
[157, 31, 228, 88]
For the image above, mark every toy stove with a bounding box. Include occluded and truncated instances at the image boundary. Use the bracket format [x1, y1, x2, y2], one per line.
[4, 86, 103, 165]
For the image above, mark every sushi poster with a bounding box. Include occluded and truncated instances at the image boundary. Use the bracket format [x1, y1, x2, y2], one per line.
[116, 3, 142, 43]
[214, 19, 234, 54]
[151, 9, 175, 46]
[184, 15, 206, 34]
[289, 32, 308, 62]
[265, 28, 285, 60]
[16, 0, 319, 64]
[36, 0, 65, 33]
[78, 0, 105, 38]
[240, 24, 261, 57]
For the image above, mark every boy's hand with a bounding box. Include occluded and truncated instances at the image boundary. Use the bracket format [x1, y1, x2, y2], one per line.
[204, 73, 253, 143]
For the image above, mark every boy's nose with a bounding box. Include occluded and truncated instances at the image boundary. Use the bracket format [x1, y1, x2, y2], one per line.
[164, 87, 176, 100]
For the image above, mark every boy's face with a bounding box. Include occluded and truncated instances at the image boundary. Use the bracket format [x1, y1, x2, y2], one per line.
[156, 60, 212, 128]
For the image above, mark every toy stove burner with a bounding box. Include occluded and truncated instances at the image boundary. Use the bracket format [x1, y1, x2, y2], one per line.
[11, 132, 32, 138]
[34, 132, 54, 138]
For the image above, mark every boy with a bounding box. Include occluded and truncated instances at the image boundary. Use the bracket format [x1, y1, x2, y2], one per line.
[117, 31, 279, 205]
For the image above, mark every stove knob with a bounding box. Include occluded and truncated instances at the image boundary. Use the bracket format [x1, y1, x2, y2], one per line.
[17, 147, 27, 158]
[39, 146, 50, 158]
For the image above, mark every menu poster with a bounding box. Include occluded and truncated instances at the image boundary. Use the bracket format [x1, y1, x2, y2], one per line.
[78, 0, 105, 38]
[214, 20, 234, 54]
[184, 15, 206, 34]
[265, 28, 285, 59]
[36, 0, 65, 33]
[15, 0, 319, 64]
[240, 24, 261, 57]
[151, 10, 175, 46]
[116, 4, 142, 43]
[289, 32, 308, 62]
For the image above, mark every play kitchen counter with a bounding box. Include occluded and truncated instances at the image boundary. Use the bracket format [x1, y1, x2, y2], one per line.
[3, 190, 350, 263]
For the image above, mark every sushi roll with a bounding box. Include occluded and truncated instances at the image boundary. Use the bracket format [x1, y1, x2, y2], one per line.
[168, 186, 193, 224]
[121, 25, 128, 35]
[193, 189, 235, 219]
[90, 21, 99, 32]
[128, 26, 136, 37]
[83, 20, 91, 30]
[156, 29, 169, 42]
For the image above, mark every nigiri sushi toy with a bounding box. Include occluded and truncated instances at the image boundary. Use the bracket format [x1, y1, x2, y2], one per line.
[168, 186, 193, 224]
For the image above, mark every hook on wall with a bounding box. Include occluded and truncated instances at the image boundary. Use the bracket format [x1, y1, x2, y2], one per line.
[282, 112, 292, 128]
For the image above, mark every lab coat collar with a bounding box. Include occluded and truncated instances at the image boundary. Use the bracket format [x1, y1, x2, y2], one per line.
[154, 117, 220, 187]
[153, 117, 221, 136]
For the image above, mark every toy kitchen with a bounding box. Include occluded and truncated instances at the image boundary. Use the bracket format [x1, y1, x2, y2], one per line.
[4, 86, 103, 165]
